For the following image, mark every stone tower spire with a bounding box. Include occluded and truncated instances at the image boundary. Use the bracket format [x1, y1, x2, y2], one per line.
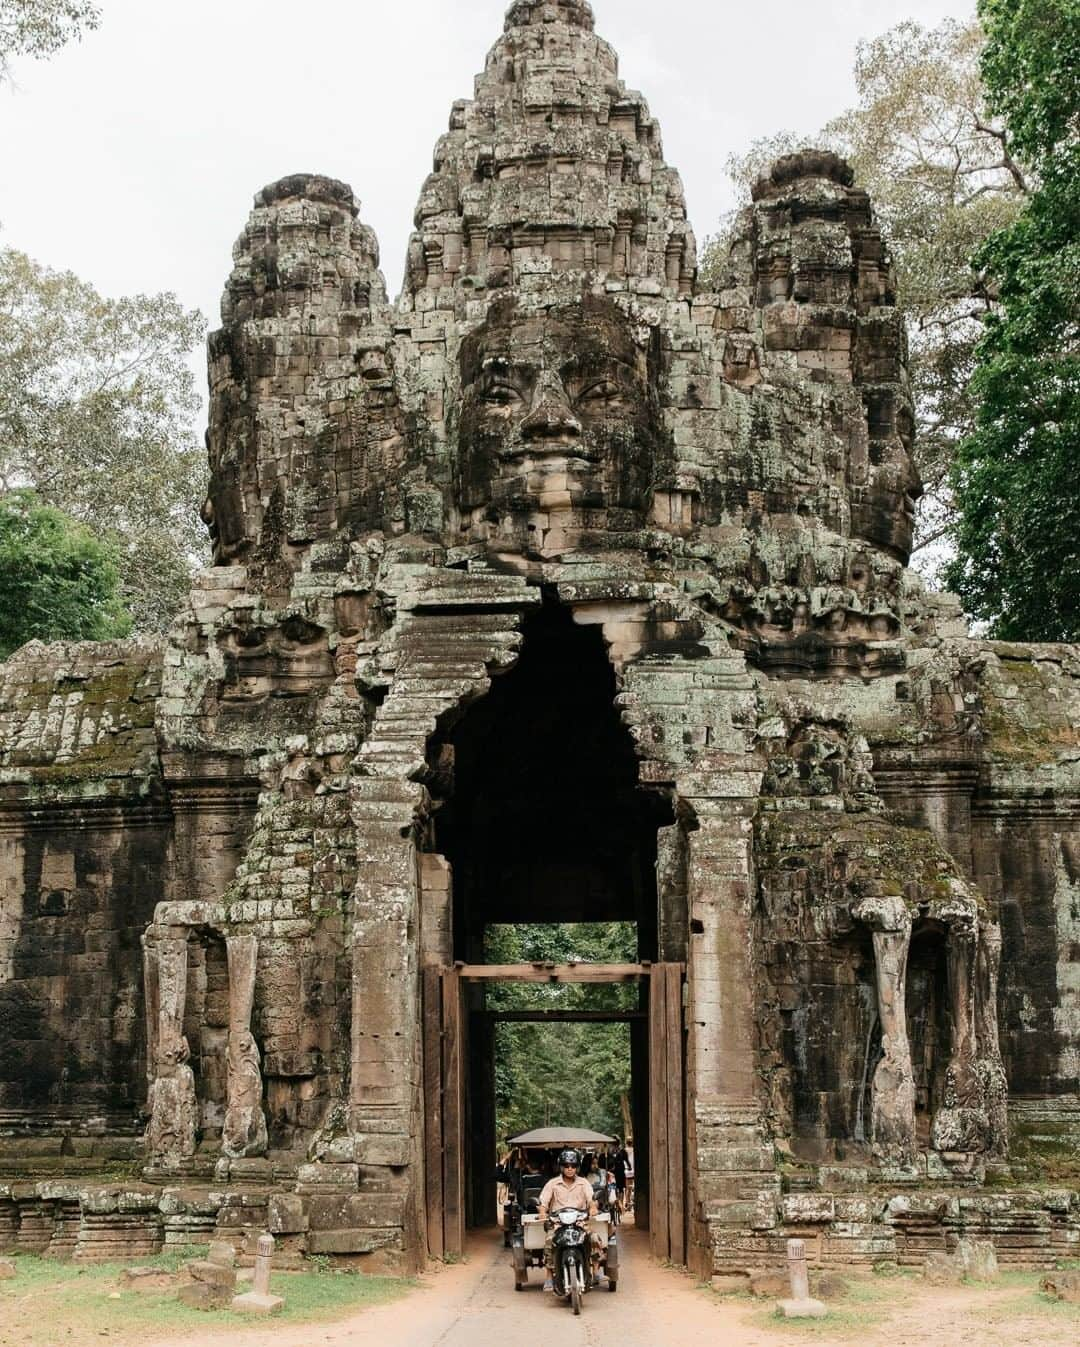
[505, 0, 596, 28]
[205, 175, 394, 573]
[403, 0, 695, 307]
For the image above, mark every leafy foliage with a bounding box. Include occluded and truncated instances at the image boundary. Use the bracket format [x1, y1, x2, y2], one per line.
[0, 489, 130, 657]
[978, 0, 1079, 163]
[486, 924, 636, 1143]
[0, 0, 100, 82]
[0, 246, 208, 632]
[946, 0, 1080, 640]
[700, 19, 1028, 564]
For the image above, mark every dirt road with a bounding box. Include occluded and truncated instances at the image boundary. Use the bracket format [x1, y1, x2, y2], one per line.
[141, 1225, 1074, 1347]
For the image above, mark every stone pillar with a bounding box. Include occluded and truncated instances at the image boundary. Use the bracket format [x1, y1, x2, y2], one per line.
[932, 915, 987, 1155]
[349, 786, 422, 1164]
[687, 803, 758, 1102]
[947, 921, 978, 1091]
[787, 1237, 811, 1300]
[853, 896, 916, 1164]
[685, 794, 776, 1265]
[657, 824, 689, 965]
[975, 919, 1009, 1159]
[222, 934, 268, 1159]
[232, 1232, 284, 1315]
[144, 929, 197, 1167]
[777, 1237, 826, 1319]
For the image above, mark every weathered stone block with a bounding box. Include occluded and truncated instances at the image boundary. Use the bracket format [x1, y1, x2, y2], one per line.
[232, 1290, 284, 1314]
[306, 1228, 399, 1256]
[749, 1269, 790, 1297]
[177, 1281, 231, 1311]
[182, 1260, 237, 1292]
[118, 1267, 176, 1292]
[268, 1195, 307, 1235]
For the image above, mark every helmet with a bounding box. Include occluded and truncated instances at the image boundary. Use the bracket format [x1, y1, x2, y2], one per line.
[558, 1149, 581, 1170]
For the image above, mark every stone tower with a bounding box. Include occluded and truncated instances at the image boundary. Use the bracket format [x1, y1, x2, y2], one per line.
[1, 0, 1077, 1273]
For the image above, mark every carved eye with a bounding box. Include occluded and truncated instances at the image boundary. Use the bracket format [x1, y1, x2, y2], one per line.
[577, 379, 623, 405]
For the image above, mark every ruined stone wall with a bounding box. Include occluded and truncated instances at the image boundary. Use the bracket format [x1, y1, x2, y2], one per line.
[0, 640, 166, 1129]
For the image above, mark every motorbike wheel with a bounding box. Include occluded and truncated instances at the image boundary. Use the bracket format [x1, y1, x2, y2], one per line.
[571, 1280, 582, 1316]
[607, 1277, 618, 1292]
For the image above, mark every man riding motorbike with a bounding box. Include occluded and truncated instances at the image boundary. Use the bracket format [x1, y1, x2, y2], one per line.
[537, 1149, 597, 1293]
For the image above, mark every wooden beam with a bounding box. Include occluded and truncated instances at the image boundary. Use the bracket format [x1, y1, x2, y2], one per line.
[455, 963, 650, 983]
[649, 964, 670, 1261]
[422, 967, 444, 1262]
[441, 969, 464, 1258]
[665, 964, 686, 1267]
[486, 1009, 647, 1023]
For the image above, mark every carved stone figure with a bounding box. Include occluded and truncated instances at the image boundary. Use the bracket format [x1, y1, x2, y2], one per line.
[974, 921, 1009, 1159]
[853, 895, 917, 1164]
[222, 934, 267, 1160]
[147, 1038, 197, 1167]
[223, 1030, 268, 1159]
[144, 934, 199, 1167]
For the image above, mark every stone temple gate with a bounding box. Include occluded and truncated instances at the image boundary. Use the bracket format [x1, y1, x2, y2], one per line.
[1, 0, 1078, 1275]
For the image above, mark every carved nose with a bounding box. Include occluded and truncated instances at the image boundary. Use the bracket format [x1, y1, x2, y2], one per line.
[521, 389, 582, 442]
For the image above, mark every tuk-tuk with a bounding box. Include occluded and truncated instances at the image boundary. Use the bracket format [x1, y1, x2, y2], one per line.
[503, 1127, 620, 1293]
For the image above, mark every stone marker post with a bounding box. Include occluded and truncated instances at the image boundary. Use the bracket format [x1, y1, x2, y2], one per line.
[776, 1238, 826, 1319]
[232, 1233, 284, 1315]
[787, 1239, 811, 1300]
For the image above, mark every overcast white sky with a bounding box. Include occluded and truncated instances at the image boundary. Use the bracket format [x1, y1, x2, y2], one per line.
[2, 0, 974, 342]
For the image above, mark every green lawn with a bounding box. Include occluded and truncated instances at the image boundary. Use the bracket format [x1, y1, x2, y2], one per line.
[0, 1247, 412, 1347]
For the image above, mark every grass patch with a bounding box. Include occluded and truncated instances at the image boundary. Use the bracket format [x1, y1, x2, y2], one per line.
[984, 1275, 1080, 1325]
[0, 1249, 412, 1347]
[750, 1274, 917, 1337]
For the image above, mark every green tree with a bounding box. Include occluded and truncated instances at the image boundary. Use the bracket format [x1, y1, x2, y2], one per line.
[485, 924, 636, 1142]
[946, 0, 1080, 640]
[0, 489, 130, 657]
[0, 0, 100, 82]
[701, 19, 1028, 562]
[0, 246, 208, 632]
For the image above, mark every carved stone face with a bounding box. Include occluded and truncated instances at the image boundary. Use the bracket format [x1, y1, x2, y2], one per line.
[455, 296, 663, 553]
[854, 392, 923, 562]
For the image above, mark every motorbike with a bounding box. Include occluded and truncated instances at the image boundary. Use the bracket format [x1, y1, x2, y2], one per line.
[551, 1207, 592, 1315]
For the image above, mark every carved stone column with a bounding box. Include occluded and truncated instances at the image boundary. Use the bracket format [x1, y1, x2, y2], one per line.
[853, 895, 916, 1164]
[974, 919, 1009, 1159]
[932, 916, 988, 1154]
[144, 930, 197, 1166]
[222, 934, 268, 1159]
[948, 920, 978, 1088]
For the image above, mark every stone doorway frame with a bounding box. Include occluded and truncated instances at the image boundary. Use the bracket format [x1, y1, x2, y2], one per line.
[420, 961, 687, 1265]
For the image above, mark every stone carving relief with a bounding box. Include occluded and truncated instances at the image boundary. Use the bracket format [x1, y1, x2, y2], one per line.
[453, 295, 667, 559]
[143, 934, 197, 1167]
[852, 894, 917, 1164]
[222, 934, 267, 1159]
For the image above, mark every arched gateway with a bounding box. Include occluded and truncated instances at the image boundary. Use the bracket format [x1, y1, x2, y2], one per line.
[1, 0, 1079, 1276]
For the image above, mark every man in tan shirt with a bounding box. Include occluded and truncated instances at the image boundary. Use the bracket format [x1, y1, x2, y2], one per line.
[538, 1150, 597, 1289]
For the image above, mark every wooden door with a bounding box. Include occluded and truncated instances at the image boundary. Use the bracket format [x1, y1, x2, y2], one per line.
[648, 962, 686, 1265]
[422, 967, 465, 1260]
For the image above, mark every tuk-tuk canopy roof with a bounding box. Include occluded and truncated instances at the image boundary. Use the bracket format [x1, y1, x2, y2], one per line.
[507, 1127, 616, 1148]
